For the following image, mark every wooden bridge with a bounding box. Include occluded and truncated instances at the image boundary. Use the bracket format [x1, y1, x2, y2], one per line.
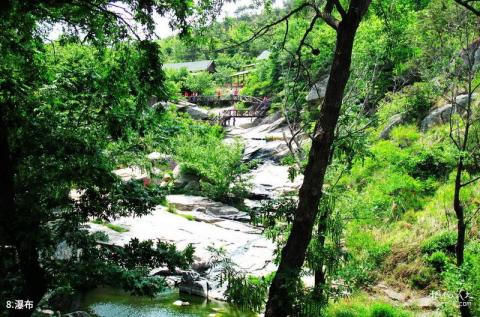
[186, 95, 264, 108]
[186, 94, 271, 126]
[216, 108, 268, 126]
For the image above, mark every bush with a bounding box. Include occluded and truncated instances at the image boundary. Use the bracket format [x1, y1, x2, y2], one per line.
[390, 125, 420, 148]
[184, 72, 215, 95]
[371, 303, 410, 317]
[377, 82, 439, 124]
[411, 267, 436, 289]
[426, 251, 450, 272]
[173, 130, 249, 202]
[421, 231, 457, 255]
[225, 274, 273, 313]
[327, 299, 412, 317]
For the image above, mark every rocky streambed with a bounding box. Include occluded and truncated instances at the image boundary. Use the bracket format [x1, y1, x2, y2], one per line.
[88, 111, 303, 302]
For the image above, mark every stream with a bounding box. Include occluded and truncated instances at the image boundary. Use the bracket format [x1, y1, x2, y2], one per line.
[83, 113, 300, 316]
[80, 287, 256, 317]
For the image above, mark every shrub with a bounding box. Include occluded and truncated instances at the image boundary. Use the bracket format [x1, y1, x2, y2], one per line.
[378, 81, 438, 124]
[224, 274, 273, 313]
[390, 125, 420, 148]
[426, 251, 449, 272]
[173, 131, 249, 202]
[371, 303, 410, 317]
[411, 267, 436, 289]
[184, 72, 215, 95]
[421, 231, 457, 255]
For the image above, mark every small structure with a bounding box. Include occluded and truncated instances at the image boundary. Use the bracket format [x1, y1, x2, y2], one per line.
[163, 60, 216, 73]
[229, 70, 251, 89]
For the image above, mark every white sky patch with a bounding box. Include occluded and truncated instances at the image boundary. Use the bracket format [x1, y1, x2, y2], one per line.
[47, 0, 283, 41]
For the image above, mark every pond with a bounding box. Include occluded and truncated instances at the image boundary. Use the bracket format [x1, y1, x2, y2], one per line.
[80, 287, 258, 317]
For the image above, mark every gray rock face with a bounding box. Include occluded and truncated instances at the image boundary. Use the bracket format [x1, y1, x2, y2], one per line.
[167, 195, 249, 221]
[172, 166, 200, 189]
[226, 114, 292, 162]
[185, 106, 210, 120]
[306, 75, 329, 103]
[179, 277, 210, 298]
[147, 152, 176, 169]
[421, 104, 454, 131]
[178, 270, 210, 298]
[421, 94, 472, 131]
[247, 161, 302, 199]
[380, 114, 404, 139]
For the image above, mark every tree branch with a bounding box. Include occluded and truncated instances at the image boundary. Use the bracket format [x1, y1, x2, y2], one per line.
[215, 2, 311, 52]
[454, 0, 480, 16]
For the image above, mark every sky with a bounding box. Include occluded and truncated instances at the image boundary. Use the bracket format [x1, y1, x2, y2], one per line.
[48, 0, 281, 41]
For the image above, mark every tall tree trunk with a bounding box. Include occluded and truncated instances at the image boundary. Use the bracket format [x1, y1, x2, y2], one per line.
[1, 109, 46, 317]
[264, 2, 371, 316]
[453, 159, 471, 317]
[313, 210, 328, 301]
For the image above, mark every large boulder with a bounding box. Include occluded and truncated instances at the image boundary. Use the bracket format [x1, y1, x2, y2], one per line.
[178, 270, 211, 298]
[421, 94, 472, 131]
[112, 166, 146, 181]
[172, 165, 200, 189]
[185, 106, 210, 120]
[380, 114, 404, 139]
[166, 194, 249, 221]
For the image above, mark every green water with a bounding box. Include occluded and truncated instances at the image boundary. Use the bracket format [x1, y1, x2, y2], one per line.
[80, 287, 258, 317]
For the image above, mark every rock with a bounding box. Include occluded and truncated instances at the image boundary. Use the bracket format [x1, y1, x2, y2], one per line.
[421, 94, 473, 131]
[191, 260, 211, 273]
[380, 114, 404, 139]
[414, 297, 438, 309]
[306, 75, 329, 103]
[180, 270, 200, 283]
[112, 166, 146, 181]
[172, 166, 200, 189]
[147, 152, 162, 160]
[149, 267, 172, 276]
[62, 312, 90, 317]
[421, 104, 454, 131]
[179, 270, 210, 298]
[179, 278, 210, 298]
[247, 161, 302, 199]
[184, 180, 200, 191]
[167, 195, 249, 221]
[185, 106, 210, 120]
[383, 288, 406, 302]
[165, 276, 182, 288]
[53, 241, 73, 261]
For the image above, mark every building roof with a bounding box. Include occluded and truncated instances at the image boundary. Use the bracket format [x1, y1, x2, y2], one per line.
[163, 60, 215, 72]
[256, 50, 271, 60]
[229, 70, 251, 77]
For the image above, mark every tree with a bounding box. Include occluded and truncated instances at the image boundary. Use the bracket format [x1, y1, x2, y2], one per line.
[0, 1, 222, 316]
[264, 1, 372, 316]
[446, 12, 480, 317]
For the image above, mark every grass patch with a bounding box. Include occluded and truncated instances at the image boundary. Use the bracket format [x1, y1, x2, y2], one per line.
[178, 214, 196, 221]
[91, 219, 129, 233]
[326, 293, 413, 317]
[164, 204, 195, 221]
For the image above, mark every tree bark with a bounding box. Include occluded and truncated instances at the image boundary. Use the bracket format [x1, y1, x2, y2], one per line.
[264, 1, 371, 316]
[454, 161, 471, 317]
[1, 108, 46, 317]
[313, 209, 328, 301]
